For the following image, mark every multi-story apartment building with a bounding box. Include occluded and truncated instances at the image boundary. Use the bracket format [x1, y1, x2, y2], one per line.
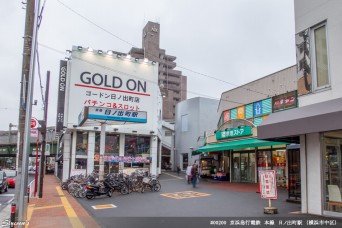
[259, 0, 342, 217]
[130, 21, 187, 121]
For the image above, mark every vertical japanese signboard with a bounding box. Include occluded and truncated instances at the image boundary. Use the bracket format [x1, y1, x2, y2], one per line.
[259, 170, 277, 199]
[56, 60, 67, 133]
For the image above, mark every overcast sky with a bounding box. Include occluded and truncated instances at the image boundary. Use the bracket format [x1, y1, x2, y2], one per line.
[0, 0, 295, 130]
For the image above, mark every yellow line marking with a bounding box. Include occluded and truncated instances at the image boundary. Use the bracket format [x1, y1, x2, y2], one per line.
[92, 204, 117, 210]
[26, 204, 35, 228]
[34, 204, 64, 210]
[56, 186, 84, 228]
[162, 172, 183, 179]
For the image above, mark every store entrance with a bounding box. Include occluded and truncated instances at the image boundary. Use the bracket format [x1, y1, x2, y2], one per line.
[232, 152, 256, 182]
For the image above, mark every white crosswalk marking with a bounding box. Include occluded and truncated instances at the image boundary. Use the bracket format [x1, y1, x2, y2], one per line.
[0, 194, 15, 197]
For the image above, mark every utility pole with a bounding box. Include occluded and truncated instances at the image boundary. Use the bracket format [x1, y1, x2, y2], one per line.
[38, 71, 50, 198]
[16, 0, 35, 205]
[16, 0, 40, 224]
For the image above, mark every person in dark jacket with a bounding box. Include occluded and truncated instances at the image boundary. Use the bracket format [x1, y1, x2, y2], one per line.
[191, 164, 198, 188]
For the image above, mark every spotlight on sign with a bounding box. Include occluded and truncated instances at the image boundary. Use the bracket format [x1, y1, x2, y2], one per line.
[88, 47, 93, 52]
[77, 46, 83, 50]
[98, 50, 103, 54]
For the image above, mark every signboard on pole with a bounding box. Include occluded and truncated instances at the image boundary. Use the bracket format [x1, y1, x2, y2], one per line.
[259, 170, 277, 199]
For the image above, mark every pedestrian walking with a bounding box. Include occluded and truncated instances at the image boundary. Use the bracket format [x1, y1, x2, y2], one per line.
[186, 164, 192, 184]
[176, 166, 181, 176]
[191, 164, 198, 188]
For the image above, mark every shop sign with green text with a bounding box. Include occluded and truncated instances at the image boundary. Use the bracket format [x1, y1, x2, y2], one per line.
[216, 126, 252, 140]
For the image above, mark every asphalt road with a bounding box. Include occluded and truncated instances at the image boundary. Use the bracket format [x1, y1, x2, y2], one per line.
[0, 174, 34, 212]
[75, 172, 341, 228]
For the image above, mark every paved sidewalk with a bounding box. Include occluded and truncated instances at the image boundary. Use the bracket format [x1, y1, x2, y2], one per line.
[26, 175, 99, 228]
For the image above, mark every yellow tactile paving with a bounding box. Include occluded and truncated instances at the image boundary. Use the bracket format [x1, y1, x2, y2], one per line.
[160, 191, 211, 199]
[56, 186, 84, 228]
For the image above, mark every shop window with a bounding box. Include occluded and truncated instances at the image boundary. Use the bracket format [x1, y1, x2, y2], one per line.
[76, 132, 88, 155]
[323, 131, 342, 213]
[272, 150, 286, 187]
[124, 135, 151, 168]
[75, 158, 87, 169]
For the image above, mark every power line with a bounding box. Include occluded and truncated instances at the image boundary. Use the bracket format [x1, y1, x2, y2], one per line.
[55, 0, 272, 98]
[38, 42, 245, 106]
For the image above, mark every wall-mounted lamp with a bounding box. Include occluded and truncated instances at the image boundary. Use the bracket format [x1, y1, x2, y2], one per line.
[126, 54, 131, 59]
[72, 125, 78, 128]
[214, 130, 217, 133]
[134, 58, 139, 62]
[77, 46, 83, 51]
[97, 50, 103, 54]
[88, 47, 93, 52]
[66, 50, 72, 54]
[150, 131, 155, 135]
[132, 130, 137, 134]
[117, 54, 122, 58]
[64, 57, 71, 61]
[152, 61, 156, 65]
[107, 50, 113, 55]
[113, 128, 118, 132]
[189, 147, 194, 150]
[94, 127, 99, 130]
[225, 128, 229, 131]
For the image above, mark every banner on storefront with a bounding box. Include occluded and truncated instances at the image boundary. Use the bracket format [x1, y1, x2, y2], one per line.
[272, 91, 297, 112]
[216, 125, 252, 140]
[259, 170, 277, 199]
[104, 155, 151, 163]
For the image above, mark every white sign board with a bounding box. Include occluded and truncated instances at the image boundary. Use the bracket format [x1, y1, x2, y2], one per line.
[66, 49, 159, 127]
[30, 129, 38, 137]
[259, 170, 277, 199]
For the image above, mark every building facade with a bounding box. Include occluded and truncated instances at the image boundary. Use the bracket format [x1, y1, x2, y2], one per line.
[57, 46, 162, 181]
[195, 66, 297, 186]
[258, 0, 342, 217]
[175, 97, 220, 171]
[130, 21, 187, 121]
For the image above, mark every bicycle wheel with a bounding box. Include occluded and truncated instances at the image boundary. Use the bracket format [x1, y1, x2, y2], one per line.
[120, 185, 129, 195]
[79, 190, 86, 198]
[153, 183, 161, 192]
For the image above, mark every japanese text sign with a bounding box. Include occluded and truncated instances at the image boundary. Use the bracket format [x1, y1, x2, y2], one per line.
[216, 126, 252, 140]
[259, 170, 277, 199]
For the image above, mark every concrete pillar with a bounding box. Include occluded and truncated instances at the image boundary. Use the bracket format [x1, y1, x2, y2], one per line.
[70, 130, 77, 174]
[150, 136, 158, 175]
[119, 133, 125, 172]
[87, 131, 95, 175]
[300, 134, 307, 214]
[62, 133, 71, 181]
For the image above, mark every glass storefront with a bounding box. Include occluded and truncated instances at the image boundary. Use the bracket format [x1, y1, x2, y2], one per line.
[323, 130, 342, 213]
[232, 151, 256, 182]
[124, 135, 151, 168]
[288, 148, 301, 201]
[272, 150, 287, 187]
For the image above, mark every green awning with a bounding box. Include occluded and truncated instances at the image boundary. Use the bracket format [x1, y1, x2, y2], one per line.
[192, 138, 285, 155]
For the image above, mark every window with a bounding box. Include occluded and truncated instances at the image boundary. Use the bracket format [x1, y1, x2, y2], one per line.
[312, 23, 329, 89]
[76, 132, 88, 155]
[181, 114, 188, 132]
